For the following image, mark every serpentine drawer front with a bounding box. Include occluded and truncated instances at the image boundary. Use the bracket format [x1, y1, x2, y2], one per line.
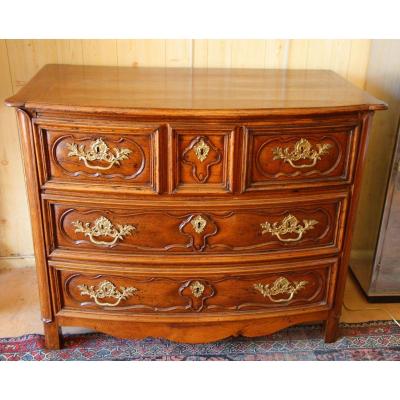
[55, 259, 336, 315]
[36, 122, 162, 194]
[6, 65, 386, 348]
[47, 193, 346, 259]
[243, 124, 359, 191]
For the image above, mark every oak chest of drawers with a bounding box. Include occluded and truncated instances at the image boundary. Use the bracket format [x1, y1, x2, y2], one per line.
[6, 65, 386, 349]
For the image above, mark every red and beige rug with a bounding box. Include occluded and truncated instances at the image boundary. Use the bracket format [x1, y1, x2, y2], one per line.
[0, 321, 398, 361]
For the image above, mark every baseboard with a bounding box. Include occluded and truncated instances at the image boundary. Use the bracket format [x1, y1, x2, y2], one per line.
[0, 255, 35, 269]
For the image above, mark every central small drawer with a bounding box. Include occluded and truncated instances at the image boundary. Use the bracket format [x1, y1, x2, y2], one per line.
[168, 125, 236, 193]
[45, 193, 347, 261]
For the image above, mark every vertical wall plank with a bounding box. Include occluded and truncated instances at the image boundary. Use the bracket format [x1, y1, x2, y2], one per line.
[56, 40, 84, 64]
[0, 40, 33, 259]
[347, 40, 371, 88]
[264, 40, 289, 68]
[165, 40, 192, 67]
[303, 40, 337, 69]
[82, 40, 118, 66]
[6, 40, 58, 89]
[329, 40, 352, 78]
[192, 39, 208, 67]
[194, 40, 289, 69]
[288, 39, 370, 88]
[231, 40, 266, 68]
[199, 40, 233, 68]
[117, 40, 166, 67]
[289, 40, 352, 73]
[288, 40, 310, 69]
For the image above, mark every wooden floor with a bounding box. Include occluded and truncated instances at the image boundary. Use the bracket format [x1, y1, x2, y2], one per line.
[0, 266, 399, 338]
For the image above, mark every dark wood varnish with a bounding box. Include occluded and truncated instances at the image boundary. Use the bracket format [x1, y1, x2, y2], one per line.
[57, 260, 336, 314]
[36, 121, 162, 194]
[47, 194, 345, 257]
[243, 122, 359, 191]
[5, 65, 387, 349]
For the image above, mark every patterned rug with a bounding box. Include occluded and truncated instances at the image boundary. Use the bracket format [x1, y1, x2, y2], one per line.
[0, 321, 399, 361]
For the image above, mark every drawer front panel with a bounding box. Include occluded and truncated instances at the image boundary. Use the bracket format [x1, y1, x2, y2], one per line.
[243, 125, 358, 191]
[48, 195, 346, 257]
[56, 260, 336, 314]
[36, 123, 161, 193]
[169, 126, 235, 193]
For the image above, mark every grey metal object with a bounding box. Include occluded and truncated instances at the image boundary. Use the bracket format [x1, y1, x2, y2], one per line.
[351, 124, 400, 301]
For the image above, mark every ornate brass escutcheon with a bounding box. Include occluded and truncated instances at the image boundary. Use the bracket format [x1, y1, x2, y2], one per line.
[254, 277, 308, 303]
[272, 138, 331, 169]
[72, 216, 135, 246]
[78, 280, 137, 307]
[260, 214, 318, 242]
[191, 215, 207, 234]
[190, 281, 205, 298]
[193, 138, 210, 162]
[66, 138, 132, 170]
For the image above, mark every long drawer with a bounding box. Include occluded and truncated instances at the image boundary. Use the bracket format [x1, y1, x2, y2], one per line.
[44, 193, 347, 261]
[52, 258, 337, 315]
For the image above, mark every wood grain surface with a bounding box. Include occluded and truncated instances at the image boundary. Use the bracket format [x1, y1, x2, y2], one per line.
[5, 63, 386, 348]
[5, 65, 386, 113]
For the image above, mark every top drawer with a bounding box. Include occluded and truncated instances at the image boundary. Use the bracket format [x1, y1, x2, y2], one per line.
[34, 119, 360, 195]
[241, 123, 359, 192]
[34, 121, 162, 194]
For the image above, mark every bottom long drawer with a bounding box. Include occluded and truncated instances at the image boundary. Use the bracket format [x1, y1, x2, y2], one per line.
[52, 258, 338, 316]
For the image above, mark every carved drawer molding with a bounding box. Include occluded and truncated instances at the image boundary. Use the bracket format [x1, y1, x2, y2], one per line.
[169, 128, 235, 194]
[49, 195, 345, 258]
[36, 124, 162, 193]
[59, 260, 335, 314]
[242, 126, 358, 192]
[6, 65, 385, 347]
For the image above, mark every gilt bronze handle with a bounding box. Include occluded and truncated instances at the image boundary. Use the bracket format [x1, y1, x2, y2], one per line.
[72, 216, 135, 246]
[272, 138, 331, 169]
[78, 280, 137, 307]
[254, 277, 308, 303]
[260, 214, 318, 242]
[67, 138, 131, 170]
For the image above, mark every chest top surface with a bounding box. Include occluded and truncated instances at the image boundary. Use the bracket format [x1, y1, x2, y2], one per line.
[5, 64, 386, 116]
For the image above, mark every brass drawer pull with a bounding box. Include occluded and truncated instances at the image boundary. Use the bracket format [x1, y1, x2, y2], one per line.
[78, 280, 137, 307]
[261, 214, 318, 242]
[67, 138, 132, 170]
[254, 277, 308, 303]
[272, 138, 331, 169]
[72, 216, 135, 246]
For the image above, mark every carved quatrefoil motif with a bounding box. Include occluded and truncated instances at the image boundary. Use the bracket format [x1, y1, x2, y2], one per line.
[179, 214, 218, 252]
[182, 136, 222, 183]
[179, 280, 215, 311]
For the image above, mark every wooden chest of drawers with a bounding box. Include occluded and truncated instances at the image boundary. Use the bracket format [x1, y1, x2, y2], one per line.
[6, 65, 386, 349]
